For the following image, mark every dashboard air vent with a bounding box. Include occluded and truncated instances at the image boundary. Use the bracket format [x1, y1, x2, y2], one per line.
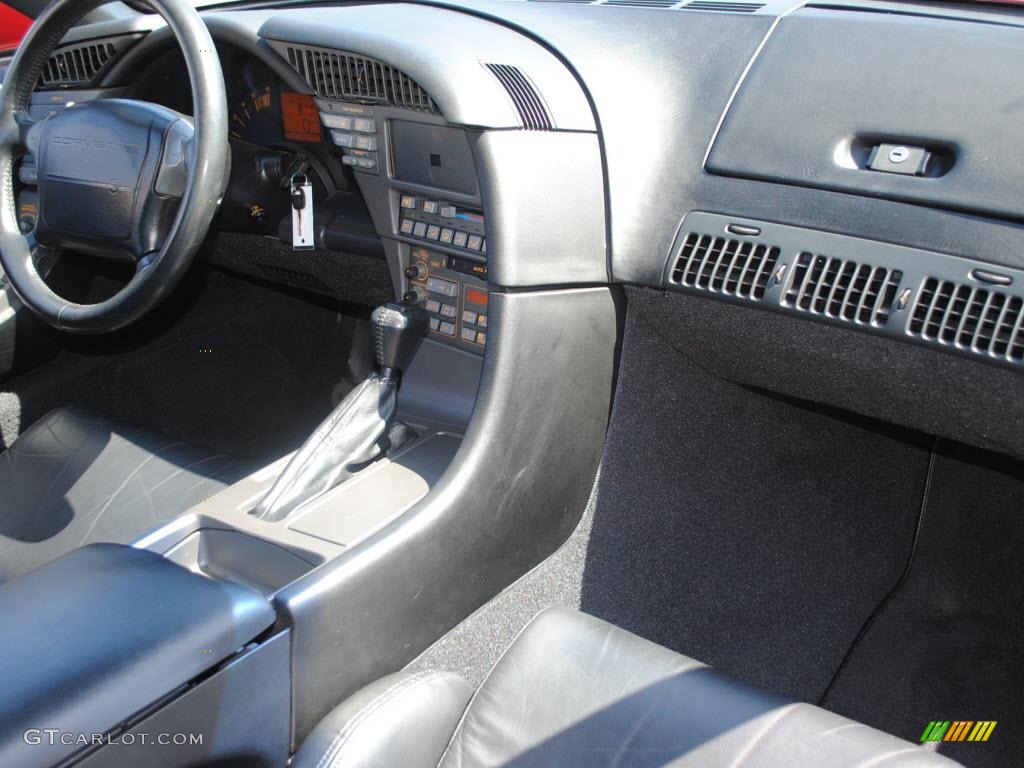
[605, 0, 677, 7]
[528, 0, 766, 8]
[907, 279, 1024, 363]
[282, 44, 437, 113]
[669, 232, 780, 301]
[39, 38, 124, 88]
[669, 212, 1024, 373]
[682, 1, 765, 11]
[484, 64, 553, 130]
[784, 253, 902, 327]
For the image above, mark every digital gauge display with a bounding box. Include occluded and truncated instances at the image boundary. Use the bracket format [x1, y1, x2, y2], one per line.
[282, 92, 321, 143]
[229, 83, 321, 145]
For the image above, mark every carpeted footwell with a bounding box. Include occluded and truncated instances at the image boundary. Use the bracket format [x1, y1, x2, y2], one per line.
[579, 312, 933, 707]
[2, 266, 374, 463]
[820, 440, 1024, 767]
[413, 289, 1021, 767]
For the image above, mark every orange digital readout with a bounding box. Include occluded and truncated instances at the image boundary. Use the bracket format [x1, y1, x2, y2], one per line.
[281, 92, 321, 142]
[466, 288, 489, 307]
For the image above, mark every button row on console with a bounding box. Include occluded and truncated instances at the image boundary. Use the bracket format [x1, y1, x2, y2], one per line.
[401, 196, 459, 216]
[426, 277, 458, 298]
[462, 310, 488, 327]
[321, 114, 377, 134]
[458, 327, 486, 345]
[399, 218, 485, 251]
[329, 131, 378, 151]
[429, 317, 457, 337]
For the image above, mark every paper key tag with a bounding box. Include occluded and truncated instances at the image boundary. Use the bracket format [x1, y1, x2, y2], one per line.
[291, 180, 314, 251]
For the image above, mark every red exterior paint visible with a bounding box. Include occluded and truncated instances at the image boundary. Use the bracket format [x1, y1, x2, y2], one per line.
[0, 3, 32, 53]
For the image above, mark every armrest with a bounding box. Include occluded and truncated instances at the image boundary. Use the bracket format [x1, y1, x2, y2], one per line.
[0, 543, 275, 768]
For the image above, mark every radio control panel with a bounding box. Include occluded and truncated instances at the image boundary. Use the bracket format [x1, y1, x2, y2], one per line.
[406, 247, 488, 353]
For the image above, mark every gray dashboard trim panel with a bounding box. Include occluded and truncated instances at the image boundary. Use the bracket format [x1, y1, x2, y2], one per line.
[257, 3, 596, 131]
[471, 129, 607, 286]
[398, 338, 483, 428]
[440, 0, 1024, 284]
[275, 285, 621, 743]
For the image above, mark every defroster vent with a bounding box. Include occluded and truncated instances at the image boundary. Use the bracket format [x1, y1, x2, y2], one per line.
[669, 232, 780, 301]
[485, 64, 553, 130]
[908, 279, 1024, 364]
[605, 0, 678, 8]
[682, 1, 765, 11]
[784, 253, 902, 327]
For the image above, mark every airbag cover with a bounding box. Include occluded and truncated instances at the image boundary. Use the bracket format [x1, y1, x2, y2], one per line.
[32, 99, 184, 260]
[37, 101, 152, 239]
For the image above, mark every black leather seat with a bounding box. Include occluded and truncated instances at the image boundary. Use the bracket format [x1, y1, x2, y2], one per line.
[0, 407, 248, 583]
[294, 607, 960, 768]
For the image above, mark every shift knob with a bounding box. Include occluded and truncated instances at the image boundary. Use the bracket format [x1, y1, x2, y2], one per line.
[371, 300, 430, 377]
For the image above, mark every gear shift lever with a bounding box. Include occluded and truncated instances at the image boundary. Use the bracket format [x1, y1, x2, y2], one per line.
[372, 300, 431, 380]
[251, 300, 429, 522]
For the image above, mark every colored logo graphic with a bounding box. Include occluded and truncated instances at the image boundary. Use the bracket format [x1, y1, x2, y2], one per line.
[921, 721, 997, 743]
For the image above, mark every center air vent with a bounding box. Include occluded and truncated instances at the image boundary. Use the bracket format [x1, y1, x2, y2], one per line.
[784, 253, 902, 327]
[908, 279, 1024, 363]
[279, 43, 437, 114]
[669, 232, 780, 301]
[668, 212, 1024, 374]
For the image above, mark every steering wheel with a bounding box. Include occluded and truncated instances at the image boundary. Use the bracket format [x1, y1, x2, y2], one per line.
[0, 0, 228, 333]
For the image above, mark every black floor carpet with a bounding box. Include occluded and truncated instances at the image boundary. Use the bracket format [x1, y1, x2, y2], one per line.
[579, 300, 935, 705]
[821, 440, 1024, 767]
[415, 290, 1022, 766]
[2, 266, 371, 464]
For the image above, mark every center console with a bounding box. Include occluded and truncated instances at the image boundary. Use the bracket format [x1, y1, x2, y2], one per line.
[0, 544, 288, 768]
[409, 246, 489, 350]
[305, 82, 492, 358]
[99, 61, 496, 767]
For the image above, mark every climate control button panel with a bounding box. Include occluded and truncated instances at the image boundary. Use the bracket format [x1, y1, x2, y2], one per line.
[407, 247, 488, 353]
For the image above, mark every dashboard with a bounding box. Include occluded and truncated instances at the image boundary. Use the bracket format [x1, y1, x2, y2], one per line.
[4, 4, 1024, 753]
[7, 0, 1024, 372]
[128, 46, 319, 147]
[104, 31, 499, 355]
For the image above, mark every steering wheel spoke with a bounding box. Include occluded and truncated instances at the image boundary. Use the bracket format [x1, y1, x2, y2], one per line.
[0, 112, 39, 155]
[29, 237, 61, 275]
[18, 115, 42, 157]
